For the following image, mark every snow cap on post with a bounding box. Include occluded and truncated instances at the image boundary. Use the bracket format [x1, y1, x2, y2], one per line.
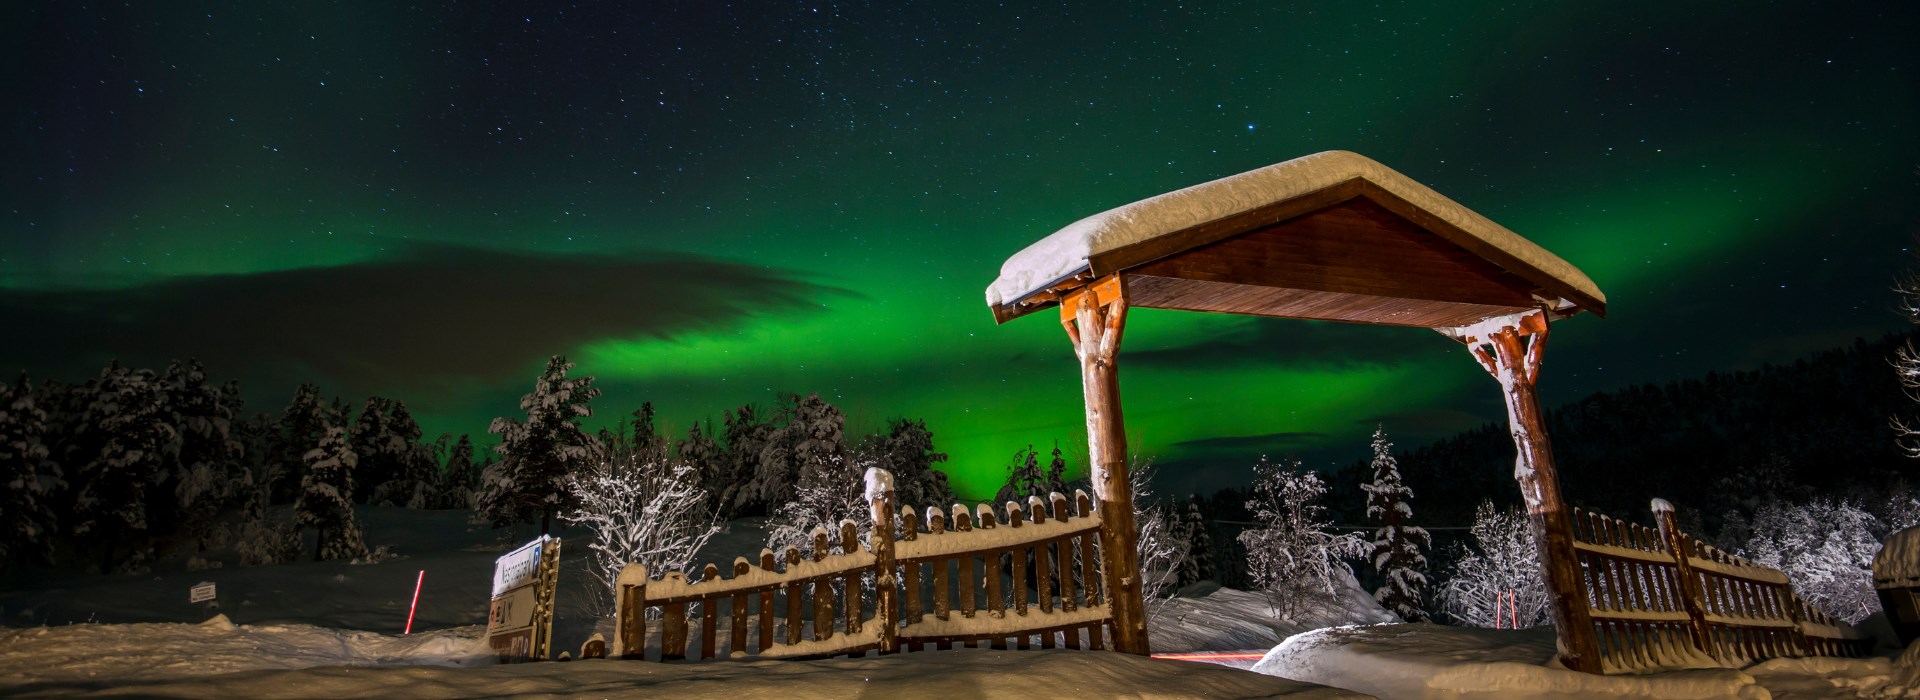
[864, 467, 894, 502]
[616, 563, 649, 588]
[1650, 498, 1675, 515]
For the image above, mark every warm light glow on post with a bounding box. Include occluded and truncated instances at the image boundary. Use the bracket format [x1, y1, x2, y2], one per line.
[405, 570, 425, 635]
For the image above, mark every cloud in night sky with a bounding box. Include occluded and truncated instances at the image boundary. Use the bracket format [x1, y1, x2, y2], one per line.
[1129, 317, 1446, 369]
[1175, 431, 1330, 452]
[1356, 409, 1493, 439]
[0, 245, 845, 393]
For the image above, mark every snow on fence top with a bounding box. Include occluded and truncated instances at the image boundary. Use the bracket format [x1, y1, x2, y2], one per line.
[984, 150, 1605, 309]
[1875, 525, 1920, 588]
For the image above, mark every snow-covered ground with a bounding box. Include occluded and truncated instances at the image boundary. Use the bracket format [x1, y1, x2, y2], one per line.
[0, 615, 1361, 699]
[1254, 623, 1920, 700]
[0, 507, 1369, 697]
[17, 505, 1920, 699]
[1150, 575, 1398, 654]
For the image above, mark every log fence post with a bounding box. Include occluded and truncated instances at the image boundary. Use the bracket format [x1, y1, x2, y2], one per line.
[865, 468, 899, 654]
[1652, 498, 1714, 656]
[617, 568, 647, 659]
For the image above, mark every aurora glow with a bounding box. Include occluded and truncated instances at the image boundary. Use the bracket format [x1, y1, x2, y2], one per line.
[6, 2, 1918, 498]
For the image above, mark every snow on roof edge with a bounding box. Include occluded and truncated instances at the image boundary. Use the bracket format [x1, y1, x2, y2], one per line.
[984, 150, 1606, 311]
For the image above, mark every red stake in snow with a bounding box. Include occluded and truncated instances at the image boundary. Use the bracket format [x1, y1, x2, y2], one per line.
[404, 570, 425, 635]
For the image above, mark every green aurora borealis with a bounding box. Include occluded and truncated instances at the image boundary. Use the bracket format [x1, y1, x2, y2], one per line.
[6, 2, 1919, 498]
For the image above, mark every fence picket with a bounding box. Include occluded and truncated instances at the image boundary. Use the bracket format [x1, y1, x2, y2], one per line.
[785, 546, 803, 647]
[731, 559, 750, 656]
[813, 529, 832, 642]
[702, 563, 720, 660]
[842, 521, 862, 636]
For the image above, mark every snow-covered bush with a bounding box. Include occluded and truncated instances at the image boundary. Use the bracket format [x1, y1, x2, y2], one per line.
[1438, 501, 1549, 628]
[1742, 497, 1884, 624]
[564, 456, 721, 615]
[1361, 426, 1431, 622]
[1237, 455, 1365, 622]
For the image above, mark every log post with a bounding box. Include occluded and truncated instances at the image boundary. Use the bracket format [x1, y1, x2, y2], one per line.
[1444, 310, 1600, 673]
[865, 468, 899, 654]
[615, 566, 647, 659]
[1652, 498, 1714, 656]
[1060, 274, 1149, 656]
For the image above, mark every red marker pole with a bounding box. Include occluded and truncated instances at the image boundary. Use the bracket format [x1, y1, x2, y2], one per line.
[404, 570, 425, 635]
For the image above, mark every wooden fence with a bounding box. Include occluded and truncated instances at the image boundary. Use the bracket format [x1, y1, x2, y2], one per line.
[1570, 498, 1872, 673]
[612, 469, 1113, 661]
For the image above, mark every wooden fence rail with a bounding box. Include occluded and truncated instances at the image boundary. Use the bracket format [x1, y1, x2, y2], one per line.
[612, 468, 1114, 661]
[1570, 498, 1872, 673]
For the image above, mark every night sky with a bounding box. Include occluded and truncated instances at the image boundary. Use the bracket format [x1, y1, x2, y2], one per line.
[5, 2, 1918, 499]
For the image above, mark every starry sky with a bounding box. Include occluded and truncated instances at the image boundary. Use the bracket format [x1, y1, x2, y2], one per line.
[5, 1, 1918, 499]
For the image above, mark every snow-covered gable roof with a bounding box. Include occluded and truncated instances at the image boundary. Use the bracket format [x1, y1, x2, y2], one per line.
[985, 150, 1606, 325]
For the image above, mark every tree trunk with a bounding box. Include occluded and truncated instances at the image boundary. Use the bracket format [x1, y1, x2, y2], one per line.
[314, 525, 327, 561]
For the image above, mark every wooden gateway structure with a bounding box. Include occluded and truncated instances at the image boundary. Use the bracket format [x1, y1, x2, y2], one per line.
[986, 150, 1611, 669]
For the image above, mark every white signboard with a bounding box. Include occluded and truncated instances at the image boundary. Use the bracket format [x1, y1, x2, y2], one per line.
[486, 536, 559, 661]
[492, 537, 549, 597]
[189, 581, 217, 604]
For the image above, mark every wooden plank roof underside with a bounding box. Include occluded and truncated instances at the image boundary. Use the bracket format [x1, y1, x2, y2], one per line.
[986, 151, 1606, 328]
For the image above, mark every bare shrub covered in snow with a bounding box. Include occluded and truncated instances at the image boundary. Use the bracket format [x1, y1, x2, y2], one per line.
[563, 456, 721, 615]
[766, 453, 870, 557]
[1439, 501, 1549, 628]
[1741, 497, 1892, 624]
[1237, 455, 1365, 622]
[1129, 456, 1188, 619]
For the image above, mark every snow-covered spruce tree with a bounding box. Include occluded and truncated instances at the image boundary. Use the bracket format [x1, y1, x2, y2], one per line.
[347, 396, 394, 501]
[721, 404, 773, 514]
[1439, 501, 1549, 628]
[995, 444, 1045, 506]
[435, 434, 480, 510]
[1361, 426, 1431, 622]
[297, 422, 369, 561]
[855, 418, 953, 509]
[374, 402, 438, 508]
[71, 363, 177, 573]
[162, 360, 247, 552]
[269, 384, 331, 505]
[1237, 455, 1365, 621]
[481, 355, 604, 533]
[563, 450, 721, 615]
[1178, 494, 1214, 586]
[752, 392, 844, 517]
[765, 394, 862, 556]
[1742, 498, 1885, 624]
[0, 373, 61, 566]
[1045, 441, 1070, 495]
[676, 420, 727, 513]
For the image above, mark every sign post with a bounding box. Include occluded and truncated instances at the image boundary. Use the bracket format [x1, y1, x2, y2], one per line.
[189, 581, 217, 613]
[485, 536, 562, 662]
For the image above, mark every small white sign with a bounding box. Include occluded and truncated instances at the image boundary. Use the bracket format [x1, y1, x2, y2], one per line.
[189, 581, 217, 604]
